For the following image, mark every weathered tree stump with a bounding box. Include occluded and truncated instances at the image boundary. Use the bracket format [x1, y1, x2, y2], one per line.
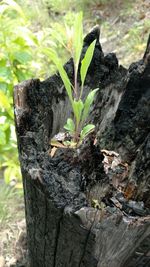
[14, 28, 150, 267]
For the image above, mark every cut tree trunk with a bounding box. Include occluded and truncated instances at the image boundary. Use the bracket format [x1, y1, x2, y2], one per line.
[14, 27, 150, 267]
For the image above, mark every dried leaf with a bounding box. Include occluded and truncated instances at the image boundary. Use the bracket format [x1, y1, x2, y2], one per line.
[111, 157, 121, 169]
[93, 138, 97, 145]
[50, 140, 66, 148]
[50, 147, 57, 158]
[101, 149, 119, 157]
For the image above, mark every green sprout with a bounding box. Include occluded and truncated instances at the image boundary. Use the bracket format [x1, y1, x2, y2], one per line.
[48, 12, 98, 147]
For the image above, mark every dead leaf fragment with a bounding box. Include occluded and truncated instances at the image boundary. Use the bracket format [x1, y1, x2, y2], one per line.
[102, 149, 129, 190]
[101, 149, 119, 157]
[50, 147, 57, 158]
[50, 140, 66, 148]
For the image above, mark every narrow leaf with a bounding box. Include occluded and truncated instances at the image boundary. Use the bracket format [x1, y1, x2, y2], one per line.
[80, 39, 96, 90]
[46, 48, 73, 104]
[81, 88, 99, 124]
[72, 100, 84, 127]
[73, 12, 83, 69]
[50, 140, 66, 148]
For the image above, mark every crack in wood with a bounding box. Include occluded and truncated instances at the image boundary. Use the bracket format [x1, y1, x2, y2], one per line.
[43, 197, 48, 267]
[79, 210, 99, 267]
[53, 212, 64, 267]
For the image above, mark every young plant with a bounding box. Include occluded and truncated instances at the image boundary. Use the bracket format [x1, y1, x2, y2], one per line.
[48, 13, 98, 147]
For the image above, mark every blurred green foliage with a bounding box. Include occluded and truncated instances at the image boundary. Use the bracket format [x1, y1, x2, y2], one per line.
[0, 0, 57, 186]
[0, 0, 37, 185]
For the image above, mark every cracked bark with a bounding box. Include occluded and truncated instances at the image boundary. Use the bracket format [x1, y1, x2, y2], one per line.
[14, 28, 150, 267]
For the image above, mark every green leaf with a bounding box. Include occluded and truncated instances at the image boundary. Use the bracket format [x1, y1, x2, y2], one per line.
[14, 69, 27, 82]
[4, 126, 11, 143]
[64, 118, 75, 133]
[0, 83, 7, 91]
[80, 124, 95, 140]
[0, 4, 8, 15]
[2, 0, 25, 19]
[4, 166, 13, 184]
[13, 36, 27, 47]
[56, 62, 73, 103]
[0, 67, 11, 80]
[80, 40, 96, 91]
[14, 51, 32, 64]
[72, 99, 84, 127]
[0, 59, 7, 67]
[0, 121, 9, 131]
[63, 140, 77, 148]
[0, 90, 11, 110]
[14, 27, 38, 46]
[50, 23, 67, 48]
[0, 129, 6, 145]
[46, 48, 73, 104]
[0, 91, 13, 118]
[73, 12, 83, 69]
[81, 88, 99, 124]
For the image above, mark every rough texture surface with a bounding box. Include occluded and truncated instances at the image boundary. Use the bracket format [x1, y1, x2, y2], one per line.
[14, 28, 150, 267]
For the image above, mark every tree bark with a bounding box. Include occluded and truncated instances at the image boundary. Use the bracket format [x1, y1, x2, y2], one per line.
[14, 28, 150, 267]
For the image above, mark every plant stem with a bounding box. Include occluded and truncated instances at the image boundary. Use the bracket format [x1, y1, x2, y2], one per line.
[74, 124, 80, 144]
[79, 83, 84, 99]
[74, 62, 78, 99]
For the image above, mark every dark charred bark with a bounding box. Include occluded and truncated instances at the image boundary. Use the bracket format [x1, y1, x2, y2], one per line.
[14, 28, 150, 267]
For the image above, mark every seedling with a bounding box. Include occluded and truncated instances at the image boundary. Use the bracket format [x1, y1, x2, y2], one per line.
[48, 13, 99, 147]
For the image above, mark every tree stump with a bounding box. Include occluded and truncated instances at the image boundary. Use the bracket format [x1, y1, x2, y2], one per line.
[14, 28, 150, 267]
